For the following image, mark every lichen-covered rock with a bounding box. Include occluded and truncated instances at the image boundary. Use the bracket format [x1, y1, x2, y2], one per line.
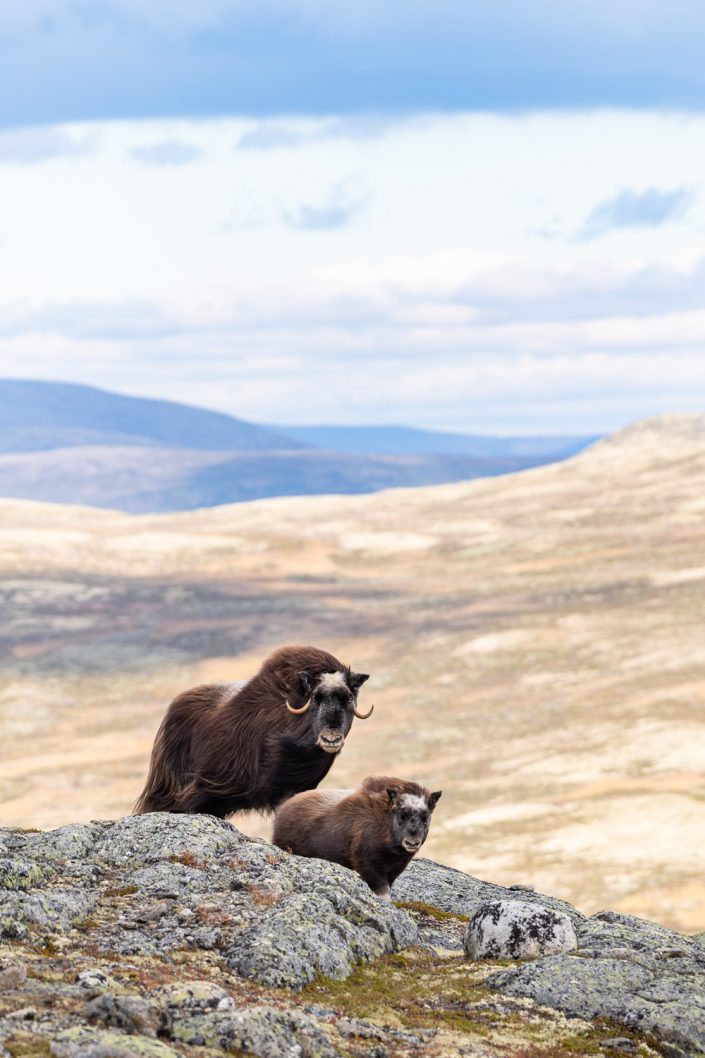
[92, 813, 245, 868]
[0, 857, 55, 891]
[580, 909, 696, 958]
[0, 815, 697, 1058]
[488, 910, 705, 1057]
[166, 1004, 340, 1058]
[85, 995, 162, 1037]
[226, 879, 417, 988]
[76, 969, 123, 999]
[464, 900, 577, 961]
[155, 980, 234, 1015]
[0, 888, 98, 939]
[0, 815, 415, 992]
[126, 861, 224, 898]
[392, 857, 585, 926]
[9, 823, 108, 863]
[51, 1026, 179, 1058]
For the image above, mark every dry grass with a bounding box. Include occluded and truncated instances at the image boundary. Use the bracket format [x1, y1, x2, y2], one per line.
[1, 415, 705, 930]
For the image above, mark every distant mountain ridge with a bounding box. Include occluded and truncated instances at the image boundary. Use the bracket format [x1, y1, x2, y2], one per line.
[274, 423, 596, 458]
[0, 379, 598, 512]
[0, 379, 305, 453]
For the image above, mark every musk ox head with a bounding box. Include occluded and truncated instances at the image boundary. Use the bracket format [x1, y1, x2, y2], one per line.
[386, 786, 442, 854]
[286, 668, 371, 754]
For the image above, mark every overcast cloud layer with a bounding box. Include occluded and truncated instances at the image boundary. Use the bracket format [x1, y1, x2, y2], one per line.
[2, 5, 704, 434]
[3, 2, 705, 125]
[1, 110, 704, 433]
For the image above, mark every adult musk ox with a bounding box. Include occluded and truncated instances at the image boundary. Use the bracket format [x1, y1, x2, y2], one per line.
[272, 775, 442, 897]
[134, 645, 372, 818]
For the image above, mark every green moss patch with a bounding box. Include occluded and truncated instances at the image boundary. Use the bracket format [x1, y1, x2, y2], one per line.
[301, 950, 656, 1057]
[5, 1034, 52, 1058]
[303, 950, 499, 1033]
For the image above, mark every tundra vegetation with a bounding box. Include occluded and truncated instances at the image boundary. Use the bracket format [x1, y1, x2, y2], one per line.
[0, 415, 705, 932]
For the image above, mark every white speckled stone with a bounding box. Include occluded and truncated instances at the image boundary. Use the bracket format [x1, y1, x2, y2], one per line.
[464, 900, 577, 961]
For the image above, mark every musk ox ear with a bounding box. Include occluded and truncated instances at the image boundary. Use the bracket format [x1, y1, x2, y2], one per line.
[429, 790, 443, 811]
[347, 671, 370, 692]
[296, 671, 313, 698]
[386, 787, 399, 808]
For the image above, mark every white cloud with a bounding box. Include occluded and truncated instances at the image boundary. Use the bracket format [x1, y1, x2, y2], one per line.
[1, 111, 705, 432]
[130, 141, 202, 165]
[283, 182, 366, 231]
[0, 126, 91, 164]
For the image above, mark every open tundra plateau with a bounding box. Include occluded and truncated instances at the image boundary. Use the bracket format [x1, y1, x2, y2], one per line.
[0, 414, 704, 940]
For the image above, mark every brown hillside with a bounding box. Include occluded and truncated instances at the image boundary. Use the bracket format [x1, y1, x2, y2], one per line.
[1, 414, 704, 931]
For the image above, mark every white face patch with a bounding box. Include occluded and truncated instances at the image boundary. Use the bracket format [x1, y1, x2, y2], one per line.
[400, 794, 428, 813]
[318, 671, 348, 693]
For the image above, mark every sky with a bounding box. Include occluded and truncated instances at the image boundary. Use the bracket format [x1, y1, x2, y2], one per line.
[1, 2, 705, 434]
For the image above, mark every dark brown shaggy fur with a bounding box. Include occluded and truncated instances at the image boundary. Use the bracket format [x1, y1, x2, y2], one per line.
[134, 645, 370, 818]
[272, 775, 442, 897]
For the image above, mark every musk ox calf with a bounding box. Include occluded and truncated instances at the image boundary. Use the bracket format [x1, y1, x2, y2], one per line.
[272, 775, 442, 897]
[134, 645, 372, 818]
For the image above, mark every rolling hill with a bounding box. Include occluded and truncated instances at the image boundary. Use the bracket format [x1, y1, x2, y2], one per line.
[0, 445, 558, 513]
[0, 413, 703, 932]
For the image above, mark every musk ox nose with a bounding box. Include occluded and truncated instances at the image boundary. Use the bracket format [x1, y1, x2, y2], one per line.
[402, 836, 422, 852]
[317, 730, 344, 754]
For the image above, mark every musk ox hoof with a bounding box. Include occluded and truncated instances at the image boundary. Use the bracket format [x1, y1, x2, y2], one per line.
[464, 899, 578, 961]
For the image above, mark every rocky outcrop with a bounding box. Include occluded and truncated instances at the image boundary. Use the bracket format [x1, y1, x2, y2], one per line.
[490, 909, 705, 1058]
[0, 814, 702, 1058]
[395, 856, 585, 924]
[0, 815, 414, 987]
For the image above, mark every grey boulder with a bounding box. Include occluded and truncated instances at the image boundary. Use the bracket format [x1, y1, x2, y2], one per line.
[464, 899, 578, 961]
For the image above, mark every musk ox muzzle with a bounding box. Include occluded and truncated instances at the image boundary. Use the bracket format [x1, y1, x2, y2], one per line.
[316, 728, 345, 753]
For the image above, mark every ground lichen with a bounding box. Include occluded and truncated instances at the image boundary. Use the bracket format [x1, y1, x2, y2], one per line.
[4, 1034, 52, 1058]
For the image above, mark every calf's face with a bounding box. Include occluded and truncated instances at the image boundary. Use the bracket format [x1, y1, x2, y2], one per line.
[297, 669, 370, 754]
[389, 789, 442, 853]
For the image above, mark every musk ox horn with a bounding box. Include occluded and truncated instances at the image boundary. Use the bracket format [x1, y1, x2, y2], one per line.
[353, 703, 374, 719]
[286, 697, 311, 714]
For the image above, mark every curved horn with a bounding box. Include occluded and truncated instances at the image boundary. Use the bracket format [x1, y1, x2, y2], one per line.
[353, 703, 374, 720]
[285, 697, 311, 715]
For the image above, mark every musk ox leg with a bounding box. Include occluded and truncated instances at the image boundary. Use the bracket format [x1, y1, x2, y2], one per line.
[133, 742, 185, 815]
[360, 869, 392, 899]
[134, 688, 218, 815]
[174, 785, 232, 819]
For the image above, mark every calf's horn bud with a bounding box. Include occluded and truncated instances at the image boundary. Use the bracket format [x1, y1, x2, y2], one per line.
[353, 703, 374, 719]
[285, 698, 311, 714]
